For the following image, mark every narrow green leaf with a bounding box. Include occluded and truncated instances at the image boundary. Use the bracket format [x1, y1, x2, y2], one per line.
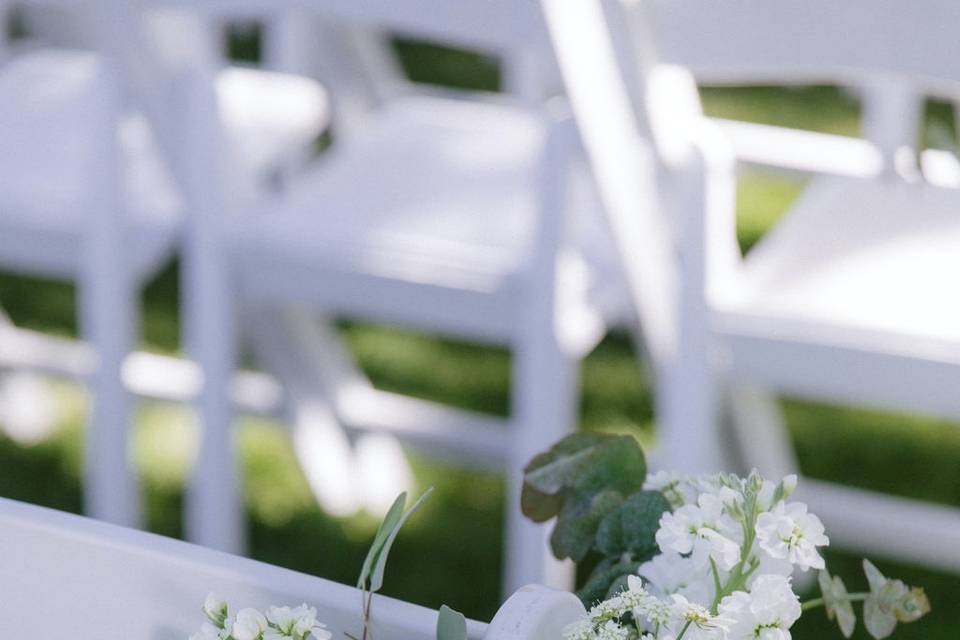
[370, 487, 434, 592]
[436, 605, 467, 640]
[357, 492, 407, 589]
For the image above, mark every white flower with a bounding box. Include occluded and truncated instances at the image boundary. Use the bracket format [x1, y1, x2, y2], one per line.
[639, 552, 715, 604]
[747, 548, 794, 583]
[645, 471, 695, 507]
[670, 594, 734, 640]
[595, 620, 630, 640]
[204, 593, 229, 627]
[190, 622, 231, 640]
[656, 494, 741, 570]
[755, 502, 828, 570]
[233, 608, 269, 640]
[701, 528, 741, 571]
[719, 575, 801, 640]
[563, 618, 596, 640]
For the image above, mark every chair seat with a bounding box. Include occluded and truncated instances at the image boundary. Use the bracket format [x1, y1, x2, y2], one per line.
[0, 49, 328, 279]
[235, 95, 614, 299]
[217, 65, 330, 182]
[719, 177, 960, 351]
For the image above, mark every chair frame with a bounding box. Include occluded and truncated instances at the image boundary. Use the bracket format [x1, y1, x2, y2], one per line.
[543, 0, 960, 573]
[172, 0, 608, 594]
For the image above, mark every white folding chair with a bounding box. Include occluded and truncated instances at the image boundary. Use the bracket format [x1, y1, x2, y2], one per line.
[0, 496, 584, 640]
[545, 0, 960, 574]
[0, 0, 327, 531]
[176, 0, 627, 594]
[648, 0, 960, 187]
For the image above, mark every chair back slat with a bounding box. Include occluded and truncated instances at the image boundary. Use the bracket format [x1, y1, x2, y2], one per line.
[541, 0, 687, 364]
[649, 0, 960, 92]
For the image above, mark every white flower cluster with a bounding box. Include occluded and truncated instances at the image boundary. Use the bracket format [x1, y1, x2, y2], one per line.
[190, 593, 333, 640]
[565, 471, 824, 640]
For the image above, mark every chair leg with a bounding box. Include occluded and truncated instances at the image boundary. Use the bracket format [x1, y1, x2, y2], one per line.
[728, 385, 799, 478]
[652, 334, 730, 475]
[78, 268, 139, 528]
[183, 244, 244, 554]
[505, 324, 578, 594]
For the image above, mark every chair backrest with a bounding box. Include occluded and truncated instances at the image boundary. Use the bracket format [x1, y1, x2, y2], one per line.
[647, 0, 960, 163]
[171, 0, 556, 106]
[539, 0, 697, 365]
[649, 0, 960, 90]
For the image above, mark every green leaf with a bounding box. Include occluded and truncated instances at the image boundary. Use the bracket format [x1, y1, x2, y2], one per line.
[522, 433, 646, 539]
[436, 605, 467, 640]
[576, 557, 642, 606]
[595, 491, 671, 557]
[523, 432, 616, 495]
[370, 487, 434, 593]
[550, 489, 624, 562]
[520, 483, 565, 523]
[522, 433, 649, 563]
[357, 492, 407, 589]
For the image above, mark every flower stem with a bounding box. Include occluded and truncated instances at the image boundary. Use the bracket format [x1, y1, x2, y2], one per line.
[674, 620, 693, 640]
[801, 592, 869, 611]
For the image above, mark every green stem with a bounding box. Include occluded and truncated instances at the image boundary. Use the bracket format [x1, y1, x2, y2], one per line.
[801, 593, 870, 611]
[674, 620, 693, 640]
[710, 559, 722, 600]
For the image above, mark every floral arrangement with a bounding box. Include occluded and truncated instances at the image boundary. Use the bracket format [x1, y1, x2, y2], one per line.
[521, 433, 930, 640]
[189, 595, 330, 640]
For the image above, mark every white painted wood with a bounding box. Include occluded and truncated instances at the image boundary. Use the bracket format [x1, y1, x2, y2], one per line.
[168, 0, 624, 593]
[0, 497, 588, 640]
[649, 0, 959, 182]
[548, 0, 960, 571]
[0, 497, 492, 640]
[0, 0, 328, 539]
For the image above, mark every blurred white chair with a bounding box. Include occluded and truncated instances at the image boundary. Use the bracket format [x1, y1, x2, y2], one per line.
[649, 0, 960, 187]
[545, 0, 960, 573]
[177, 0, 625, 593]
[0, 496, 585, 640]
[0, 0, 327, 531]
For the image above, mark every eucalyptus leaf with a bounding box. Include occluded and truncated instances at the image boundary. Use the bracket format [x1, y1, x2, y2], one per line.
[436, 605, 467, 640]
[596, 491, 670, 557]
[523, 432, 615, 494]
[522, 432, 649, 564]
[576, 557, 642, 605]
[357, 492, 407, 589]
[550, 489, 623, 562]
[370, 487, 435, 592]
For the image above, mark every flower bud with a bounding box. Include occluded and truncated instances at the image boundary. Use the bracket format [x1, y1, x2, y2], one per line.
[203, 593, 228, 628]
[894, 587, 931, 622]
[782, 474, 798, 498]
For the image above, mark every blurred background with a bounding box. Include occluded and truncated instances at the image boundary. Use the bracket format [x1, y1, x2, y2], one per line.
[1, 17, 959, 640]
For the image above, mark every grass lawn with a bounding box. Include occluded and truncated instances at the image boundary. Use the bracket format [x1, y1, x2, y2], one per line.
[0, 39, 958, 639]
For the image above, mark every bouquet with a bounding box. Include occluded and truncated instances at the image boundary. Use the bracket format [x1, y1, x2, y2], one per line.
[521, 433, 930, 640]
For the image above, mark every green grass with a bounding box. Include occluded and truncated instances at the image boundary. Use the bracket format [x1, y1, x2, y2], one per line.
[1, 42, 959, 638]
